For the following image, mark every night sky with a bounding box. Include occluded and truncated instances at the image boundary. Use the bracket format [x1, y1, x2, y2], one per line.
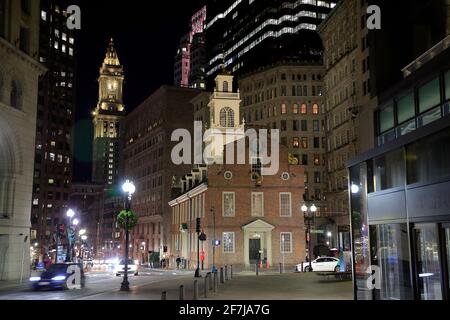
[73, 0, 205, 182]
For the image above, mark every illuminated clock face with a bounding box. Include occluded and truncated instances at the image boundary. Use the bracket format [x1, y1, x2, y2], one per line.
[107, 81, 117, 91]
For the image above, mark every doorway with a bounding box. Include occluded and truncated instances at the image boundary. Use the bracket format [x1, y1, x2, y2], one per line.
[249, 239, 261, 265]
[413, 224, 443, 300]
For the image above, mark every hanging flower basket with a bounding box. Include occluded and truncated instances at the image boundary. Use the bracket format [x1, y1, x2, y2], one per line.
[117, 210, 139, 230]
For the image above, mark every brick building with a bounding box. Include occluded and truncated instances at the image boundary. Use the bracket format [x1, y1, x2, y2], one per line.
[169, 143, 305, 270]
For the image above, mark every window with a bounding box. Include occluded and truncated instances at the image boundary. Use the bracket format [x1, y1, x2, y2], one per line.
[220, 107, 235, 127]
[279, 193, 292, 217]
[281, 103, 287, 114]
[281, 120, 287, 131]
[313, 120, 320, 132]
[41, 10, 47, 21]
[293, 120, 299, 131]
[251, 192, 264, 216]
[48, 179, 54, 185]
[301, 137, 308, 149]
[292, 104, 299, 114]
[373, 149, 405, 191]
[223, 232, 235, 253]
[222, 192, 235, 217]
[314, 171, 321, 183]
[293, 137, 300, 148]
[10, 81, 21, 108]
[69, 48, 73, 56]
[418, 77, 440, 113]
[397, 93, 415, 123]
[301, 120, 307, 131]
[446, 71, 450, 100]
[301, 103, 307, 114]
[223, 81, 229, 92]
[379, 104, 394, 133]
[314, 155, 320, 166]
[313, 137, 320, 148]
[280, 233, 292, 253]
[49, 153, 55, 162]
[312, 103, 319, 114]
[251, 157, 262, 178]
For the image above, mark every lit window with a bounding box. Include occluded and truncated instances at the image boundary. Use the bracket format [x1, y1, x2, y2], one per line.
[57, 155, 63, 163]
[69, 38, 74, 45]
[292, 104, 299, 114]
[48, 179, 55, 185]
[69, 48, 73, 56]
[312, 103, 319, 114]
[33, 199, 39, 206]
[47, 204, 53, 208]
[54, 29, 60, 38]
[49, 153, 55, 161]
[301, 137, 308, 149]
[293, 137, 300, 148]
[223, 232, 235, 253]
[62, 44, 66, 53]
[54, 41, 59, 49]
[62, 33, 67, 41]
[281, 103, 287, 114]
[50, 141, 56, 147]
[301, 104, 307, 114]
[41, 10, 47, 21]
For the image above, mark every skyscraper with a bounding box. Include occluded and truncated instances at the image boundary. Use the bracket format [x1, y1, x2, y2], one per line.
[205, 0, 337, 86]
[92, 39, 125, 187]
[30, 0, 77, 262]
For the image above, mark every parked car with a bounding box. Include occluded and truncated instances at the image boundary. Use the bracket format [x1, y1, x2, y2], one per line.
[30, 263, 85, 290]
[115, 259, 139, 276]
[297, 257, 340, 272]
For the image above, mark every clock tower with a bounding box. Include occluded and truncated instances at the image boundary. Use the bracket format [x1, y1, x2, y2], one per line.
[92, 39, 125, 186]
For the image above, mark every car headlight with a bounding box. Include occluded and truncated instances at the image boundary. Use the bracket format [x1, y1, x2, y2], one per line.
[52, 276, 66, 281]
[30, 277, 41, 282]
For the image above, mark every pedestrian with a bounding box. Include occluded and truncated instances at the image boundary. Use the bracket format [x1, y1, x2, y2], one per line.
[176, 256, 181, 269]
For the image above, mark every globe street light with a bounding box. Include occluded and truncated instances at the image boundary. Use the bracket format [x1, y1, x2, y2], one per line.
[302, 203, 317, 272]
[65, 209, 76, 262]
[120, 180, 136, 292]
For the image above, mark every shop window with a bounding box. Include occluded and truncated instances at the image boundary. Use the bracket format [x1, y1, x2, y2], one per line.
[397, 92, 415, 123]
[406, 129, 450, 184]
[371, 224, 413, 300]
[378, 104, 394, 133]
[418, 77, 440, 113]
[373, 148, 405, 192]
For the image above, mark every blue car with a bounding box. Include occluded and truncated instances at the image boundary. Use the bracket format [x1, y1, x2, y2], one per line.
[30, 263, 86, 290]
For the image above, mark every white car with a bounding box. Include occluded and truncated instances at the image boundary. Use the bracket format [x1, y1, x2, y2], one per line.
[115, 259, 139, 276]
[297, 257, 340, 272]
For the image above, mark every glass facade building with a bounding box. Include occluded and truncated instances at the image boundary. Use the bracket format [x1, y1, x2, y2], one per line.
[347, 38, 450, 300]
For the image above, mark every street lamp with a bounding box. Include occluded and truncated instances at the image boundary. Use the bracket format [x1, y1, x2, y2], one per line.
[302, 203, 317, 272]
[211, 207, 217, 274]
[120, 180, 136, 292]
[65, 209, 76, 262]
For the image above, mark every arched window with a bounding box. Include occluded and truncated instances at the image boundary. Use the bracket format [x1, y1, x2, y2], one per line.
[10, 81, 21, 109]
[312, 103, 319, 114]
[223, 81, 229, 92]
[220, 107, 235, 127]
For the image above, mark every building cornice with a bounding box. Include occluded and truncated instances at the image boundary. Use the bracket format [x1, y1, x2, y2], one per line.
[0, 38, 47, 74]
[168, 183, 208, 206]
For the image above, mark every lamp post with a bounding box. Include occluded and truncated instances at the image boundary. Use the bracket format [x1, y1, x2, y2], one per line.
[301, 203, 317, 272]
[121, 180, 136, 292]
[211, 207, 217, 274]
[65, 209, 75, 262]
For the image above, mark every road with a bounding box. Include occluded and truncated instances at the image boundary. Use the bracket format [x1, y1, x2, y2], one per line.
[0, 268, 194, 300]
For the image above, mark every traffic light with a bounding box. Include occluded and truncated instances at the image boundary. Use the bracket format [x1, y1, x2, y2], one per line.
[196, 218, 201, 233]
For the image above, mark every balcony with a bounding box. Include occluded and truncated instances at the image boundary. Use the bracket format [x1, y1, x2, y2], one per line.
[211, 91, 239, 99]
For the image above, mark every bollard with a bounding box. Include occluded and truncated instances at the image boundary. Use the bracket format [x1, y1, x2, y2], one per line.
[179, 285, 185, 300]
[301, 261, 304, 273]
[213, 272, 218, 292]
[225, 265, 229, 281]
[230, 265, 233, 278]
[161, 291, 167, 300]
[279, 263, 282, 274]
[204, 274, 209, 298]
[255, 263, 259, 276]
[208, 272, 213, 291]
[193, 280, 199, 300]
[220, 267, 225, 284]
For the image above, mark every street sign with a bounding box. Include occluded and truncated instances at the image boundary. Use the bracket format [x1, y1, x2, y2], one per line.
[310, 229, 325, 234]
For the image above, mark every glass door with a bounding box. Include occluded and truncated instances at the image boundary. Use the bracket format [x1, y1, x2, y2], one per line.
[413, 224, 443, 300]
[443, 225, 450, 298]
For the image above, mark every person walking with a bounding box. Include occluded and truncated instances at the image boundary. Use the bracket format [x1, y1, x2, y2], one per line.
[176, 256, 181, 270]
